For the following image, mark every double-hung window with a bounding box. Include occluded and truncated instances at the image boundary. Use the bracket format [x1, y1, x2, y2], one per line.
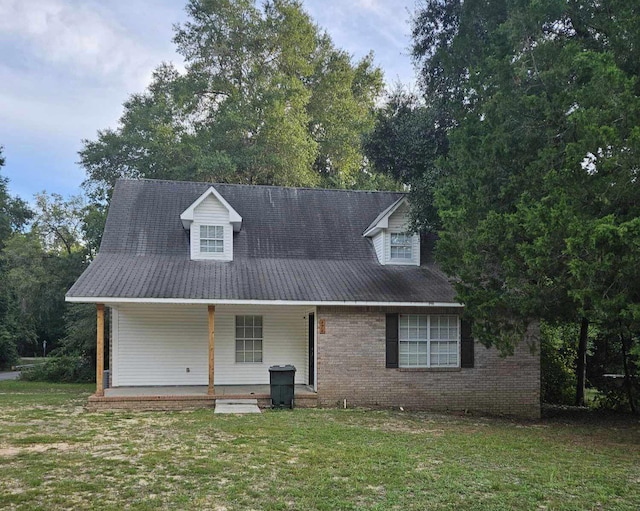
[390, 232, 412, 260]
[235, 315, 263, 363]
[200, 225, 224, 253]
[399, 314, 459, 367]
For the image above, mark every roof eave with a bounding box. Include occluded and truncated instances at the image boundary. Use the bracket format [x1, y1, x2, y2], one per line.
[362, 196, 407, 237]
[65, 296, 464, 307]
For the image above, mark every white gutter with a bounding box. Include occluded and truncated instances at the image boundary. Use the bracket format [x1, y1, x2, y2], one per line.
[65, 296, 463, 307]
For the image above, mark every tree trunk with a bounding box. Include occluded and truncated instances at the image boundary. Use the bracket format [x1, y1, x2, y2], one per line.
[620, 333, 637, 414]
[575, 317, 589, 407]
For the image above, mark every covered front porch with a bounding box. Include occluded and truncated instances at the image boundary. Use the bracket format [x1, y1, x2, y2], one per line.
[91, 302, 317, 410]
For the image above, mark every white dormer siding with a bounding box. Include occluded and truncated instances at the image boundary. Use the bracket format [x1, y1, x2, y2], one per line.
[384, 202, 420, 265]
[190, 194, 234, 261]
[364, 198, 420, 266]
[181, 186, 242, 261]
[372, 231, 385, 264]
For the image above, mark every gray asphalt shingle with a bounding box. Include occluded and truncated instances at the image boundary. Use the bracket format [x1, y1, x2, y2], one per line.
[66, 179, 457, 303]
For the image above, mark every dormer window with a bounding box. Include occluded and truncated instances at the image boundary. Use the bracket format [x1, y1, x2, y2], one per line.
[363, 197, 420, 266]
[390, 232, 412, 260]
[180, 186, 242, 261]
[200, 225, 224, 253]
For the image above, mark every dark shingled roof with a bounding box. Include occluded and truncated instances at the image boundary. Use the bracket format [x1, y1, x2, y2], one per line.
[67, 179, 457, 303]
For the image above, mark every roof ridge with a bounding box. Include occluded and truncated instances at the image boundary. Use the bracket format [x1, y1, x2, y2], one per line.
[116, 177, 406, 195]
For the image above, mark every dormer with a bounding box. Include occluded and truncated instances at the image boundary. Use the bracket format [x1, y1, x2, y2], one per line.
[363, 197, 420, 266]
[180, 187, 242, 261]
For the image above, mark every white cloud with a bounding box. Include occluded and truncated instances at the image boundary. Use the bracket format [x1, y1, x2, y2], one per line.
[0, 0, 159, 88]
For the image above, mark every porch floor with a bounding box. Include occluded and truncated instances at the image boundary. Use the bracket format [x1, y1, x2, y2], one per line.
[103, 384, 316, 398]
[89, 384, 317, 411]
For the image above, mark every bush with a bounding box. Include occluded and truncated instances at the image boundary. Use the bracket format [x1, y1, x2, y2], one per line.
[540, 323, 577, 405]
[591, 375, 639, 413]
[0, 329, 19, 370]
[21, 355, 94, 383]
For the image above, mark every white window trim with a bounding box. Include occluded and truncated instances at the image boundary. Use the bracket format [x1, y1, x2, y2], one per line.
[398, 314, 461, 368]
[235, 315, 264, 364]
[390, 232, 413, 261]
[200, 225, 224, 253]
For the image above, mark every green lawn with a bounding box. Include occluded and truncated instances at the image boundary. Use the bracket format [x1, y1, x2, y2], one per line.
[0, 381, 638, 510]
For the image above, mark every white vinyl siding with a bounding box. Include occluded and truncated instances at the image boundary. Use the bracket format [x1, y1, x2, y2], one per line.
[111, 304, 308, 386]
[112, 305, 208, 386]
[382, 202, 420, 266]
[215, 305, 308, 384]
[399, 314, 460, 368]
[190, 195, 233, 261]
[372, 231, 384, 263]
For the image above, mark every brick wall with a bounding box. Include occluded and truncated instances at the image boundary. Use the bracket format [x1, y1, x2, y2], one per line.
[316, 307, 540, 418]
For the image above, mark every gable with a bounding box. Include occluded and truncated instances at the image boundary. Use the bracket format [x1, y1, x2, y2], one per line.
[180, 186, 242, 231]
[365, 197, 420, 266]
[189, 193, 234, 261]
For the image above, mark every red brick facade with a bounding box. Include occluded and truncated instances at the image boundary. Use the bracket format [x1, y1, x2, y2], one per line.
[316, 306, 540, 418]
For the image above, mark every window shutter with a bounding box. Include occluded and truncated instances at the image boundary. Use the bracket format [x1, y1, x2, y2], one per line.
[386, 313, 399, 368]
[460, 319, 474, 368]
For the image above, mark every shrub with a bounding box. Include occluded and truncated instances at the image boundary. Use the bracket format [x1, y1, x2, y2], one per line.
[540, 323, 577, 405]
[0, 329, 19, 370]
[591, 375, 639, 413]
[21, 355, 94, 383]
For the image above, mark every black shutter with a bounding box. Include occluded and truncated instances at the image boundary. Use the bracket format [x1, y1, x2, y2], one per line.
[386, 313, 399, 368]
[460, 319, 474, 368]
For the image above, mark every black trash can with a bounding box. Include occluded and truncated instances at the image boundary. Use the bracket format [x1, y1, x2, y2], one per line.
[269, 365, 296, 408]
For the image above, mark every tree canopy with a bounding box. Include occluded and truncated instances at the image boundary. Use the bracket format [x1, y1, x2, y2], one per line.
[384, 0, 640, 407]
[80, 0, 389, 201]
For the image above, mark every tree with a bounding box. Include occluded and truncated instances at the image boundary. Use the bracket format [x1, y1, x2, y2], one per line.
[0, 191, 89, 359]
[410, 1, 640, 407]
[33, 192, 85, 255]
[0, 147, 33, 367]
[80, 0, 386, 201]
[365, 86, 448, 232]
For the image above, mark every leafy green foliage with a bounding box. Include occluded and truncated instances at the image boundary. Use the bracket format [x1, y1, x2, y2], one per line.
[365, 87, 447, 231]
[0, 147, 34, 368]
[0, 180, 91, 365]
[540, 322, 578, 404]
[80, 0, 387, 201]
[0, 329, 19, 370]
[409, 1, 640, 360]
[401, 1, 640, 406]
[56, 304, 97, 364]
[20, 355, 94, 383]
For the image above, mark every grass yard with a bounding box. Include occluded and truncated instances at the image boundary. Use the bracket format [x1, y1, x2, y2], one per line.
[0, 382, 638, 511]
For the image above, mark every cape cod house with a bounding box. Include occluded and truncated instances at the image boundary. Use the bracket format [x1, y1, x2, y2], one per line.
[66, 179, 540, 417]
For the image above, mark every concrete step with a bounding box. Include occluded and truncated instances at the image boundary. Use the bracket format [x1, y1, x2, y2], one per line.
[214, 398, 261, 414]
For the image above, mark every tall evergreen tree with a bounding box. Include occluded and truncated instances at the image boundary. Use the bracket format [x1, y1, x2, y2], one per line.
[408, 1, 640, 406]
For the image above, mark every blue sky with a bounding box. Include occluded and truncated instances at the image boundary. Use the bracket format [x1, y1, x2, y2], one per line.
[0, 0, 419, 201]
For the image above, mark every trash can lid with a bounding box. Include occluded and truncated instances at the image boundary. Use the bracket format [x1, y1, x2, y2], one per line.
[269, 364, 296, 372]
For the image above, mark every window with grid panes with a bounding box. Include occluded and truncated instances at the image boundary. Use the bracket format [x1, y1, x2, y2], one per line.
[390, 232, 412, 260]
[235, 315, 263, 363]
[399, 314, 459, 367]
[200, 225, 224, 253]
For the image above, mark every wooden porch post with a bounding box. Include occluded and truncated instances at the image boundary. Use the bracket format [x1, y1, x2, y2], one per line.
[96, 303, 105, 397]
[208, 305, 215, 395]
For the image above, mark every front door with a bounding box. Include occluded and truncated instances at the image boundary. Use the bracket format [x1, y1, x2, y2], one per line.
[308, 313, 315, 386]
